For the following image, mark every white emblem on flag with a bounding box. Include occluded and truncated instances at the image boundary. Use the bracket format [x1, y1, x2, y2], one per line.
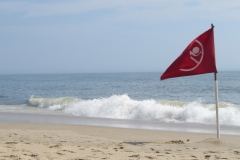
[180, 40, 204, 72]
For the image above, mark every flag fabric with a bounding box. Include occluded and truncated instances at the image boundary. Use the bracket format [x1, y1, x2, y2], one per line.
[161, 27, 217, 80]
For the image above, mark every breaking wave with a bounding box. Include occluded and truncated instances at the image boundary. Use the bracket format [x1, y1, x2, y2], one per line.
[28, 95, 240, 126]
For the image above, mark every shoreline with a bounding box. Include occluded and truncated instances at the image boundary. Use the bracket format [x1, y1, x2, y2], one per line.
[1, 111, 240, 135]
[1, 122, 240, 159]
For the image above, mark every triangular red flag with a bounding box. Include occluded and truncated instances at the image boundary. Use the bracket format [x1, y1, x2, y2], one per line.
[161, 27, 217, 80]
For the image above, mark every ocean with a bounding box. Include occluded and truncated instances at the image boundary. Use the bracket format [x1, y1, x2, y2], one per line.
[0, 72, 240, 131]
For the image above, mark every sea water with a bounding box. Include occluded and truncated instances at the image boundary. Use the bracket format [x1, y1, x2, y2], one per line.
[0, 72, 240, 127]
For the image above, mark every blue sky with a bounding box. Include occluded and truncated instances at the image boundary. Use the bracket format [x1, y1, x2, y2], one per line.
[0, 0, 240, 74]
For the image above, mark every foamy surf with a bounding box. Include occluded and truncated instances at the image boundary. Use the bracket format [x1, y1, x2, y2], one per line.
[28, 94, 240, 126]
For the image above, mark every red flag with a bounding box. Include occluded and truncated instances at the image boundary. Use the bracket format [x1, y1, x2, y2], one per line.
[161, 27, 217, 80]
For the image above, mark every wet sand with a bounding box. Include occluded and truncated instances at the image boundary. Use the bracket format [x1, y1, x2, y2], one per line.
[1, 112, 240, 135]
[1, 122, 240, 160]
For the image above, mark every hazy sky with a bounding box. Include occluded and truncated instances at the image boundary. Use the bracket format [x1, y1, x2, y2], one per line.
[1, 0, 240, 74]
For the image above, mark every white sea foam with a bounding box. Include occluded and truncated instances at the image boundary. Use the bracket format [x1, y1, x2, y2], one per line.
[28, 94, 240, 126]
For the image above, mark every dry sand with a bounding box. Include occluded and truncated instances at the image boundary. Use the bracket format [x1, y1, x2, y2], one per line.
[0, 122, 240, 160]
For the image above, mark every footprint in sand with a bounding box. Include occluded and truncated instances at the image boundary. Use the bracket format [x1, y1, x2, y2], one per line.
[165, 140, 184, 144]
[8, 133, 18, 137]
[91, 149, 102, 153]
[145, 156, 155, 159]
[129, 154, 140, 158]
[49, 144, 62, 148]
[30, 153, 38, 157]
[4, 155, 19, 159]
[205, 155, 211, 158]
[61, 149, 75, 153]
[5, 142, 18, 144]
[57, 152, 65, 155]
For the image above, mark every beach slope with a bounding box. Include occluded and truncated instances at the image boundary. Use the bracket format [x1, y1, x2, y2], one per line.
[0, 122, 240, 159]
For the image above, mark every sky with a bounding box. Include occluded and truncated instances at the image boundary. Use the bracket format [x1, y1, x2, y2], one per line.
[1, 0, 240, 74]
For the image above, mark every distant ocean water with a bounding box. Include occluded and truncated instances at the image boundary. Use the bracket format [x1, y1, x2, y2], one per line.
[0, 72, 240, 126]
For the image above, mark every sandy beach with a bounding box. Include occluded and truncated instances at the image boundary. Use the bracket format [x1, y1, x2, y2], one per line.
[0, 122, 240, 160]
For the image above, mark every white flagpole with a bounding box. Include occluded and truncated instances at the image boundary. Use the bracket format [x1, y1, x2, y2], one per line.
[212, 24, 220, 139]
[214, 72, 220, 138]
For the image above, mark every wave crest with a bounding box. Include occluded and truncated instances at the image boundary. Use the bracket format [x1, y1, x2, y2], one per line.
[28, 95, 83, 110]
[28, 95, 240, 126]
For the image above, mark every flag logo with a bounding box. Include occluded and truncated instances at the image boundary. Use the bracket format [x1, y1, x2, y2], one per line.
[160, 27, 217, 80]
[180, 40, 204, 72]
